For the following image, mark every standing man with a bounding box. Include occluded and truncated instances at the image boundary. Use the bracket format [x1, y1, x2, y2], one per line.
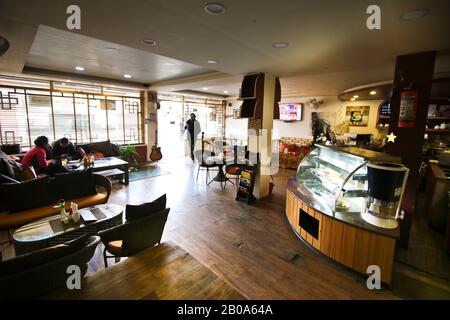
[184, 113, 201, 162]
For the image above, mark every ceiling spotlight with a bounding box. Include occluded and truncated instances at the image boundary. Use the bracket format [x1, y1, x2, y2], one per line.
[75, 66, 85, 71]
[204, 3, 226, 15]
[224, 90, 229, 94]
[141, 38, 157, 45]
[202, 87, 209, 90]
[272, 42, 289, 49]
[123, 74, 132, 79]
[400, 9, 430, 21]
[350, 98, 356, 101]
[370, 90, 377, 95]
[66, 80, 72, 82]
[164, 62, 175, 66]
[353, 95, 359, 99]
[207, 59, 218, 64]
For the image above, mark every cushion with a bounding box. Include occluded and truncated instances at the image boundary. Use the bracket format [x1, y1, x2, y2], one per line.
[0, 158, 14, 178]
[0, 177, 54, 213]
[51, 169, 97, 201]
[87, 140, 114, 157]
[15, 166, 35, 182]
[125, 194, 166, 222]
[0, 234, 89, 276]
[92, 152, 104, 159]
[106, 240, 124, 255]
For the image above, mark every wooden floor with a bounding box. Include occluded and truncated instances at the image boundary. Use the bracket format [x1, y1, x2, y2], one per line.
[47, 241, 245, 300]
[1, 157, 398, 299]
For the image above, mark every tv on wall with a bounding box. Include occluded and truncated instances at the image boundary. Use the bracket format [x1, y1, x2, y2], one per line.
[279, 103, 303, 121]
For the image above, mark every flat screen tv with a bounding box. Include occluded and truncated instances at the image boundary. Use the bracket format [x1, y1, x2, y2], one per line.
[279, 103, 303, 121]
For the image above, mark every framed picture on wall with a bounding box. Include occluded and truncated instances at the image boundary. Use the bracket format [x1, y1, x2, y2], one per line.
[345, 106, 370, 126]
[233, 109, 240, 119]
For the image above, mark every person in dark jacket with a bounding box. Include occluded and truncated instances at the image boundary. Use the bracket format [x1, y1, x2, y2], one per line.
[184, 113, 201, 162]
[51, 137, 86, 160]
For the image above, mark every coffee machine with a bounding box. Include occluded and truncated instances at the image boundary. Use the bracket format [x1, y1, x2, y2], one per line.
[361, 162, 409, 229]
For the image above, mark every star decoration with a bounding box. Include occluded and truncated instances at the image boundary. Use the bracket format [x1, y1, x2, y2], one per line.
[386, 132, 397, 143]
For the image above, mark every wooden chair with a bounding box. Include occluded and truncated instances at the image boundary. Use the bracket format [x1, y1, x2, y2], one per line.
[99, 208, 170, 267]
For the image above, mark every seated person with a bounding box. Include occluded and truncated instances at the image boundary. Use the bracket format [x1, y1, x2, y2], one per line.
[52, 137, 86, 160]
[22, 136, 65, 175]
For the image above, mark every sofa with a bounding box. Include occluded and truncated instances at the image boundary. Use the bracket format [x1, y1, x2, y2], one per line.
[76, 140, 122, 158]
[0, 170, 112, 230]
[0, 235, 100, 299]
[279, 137, 312, 169]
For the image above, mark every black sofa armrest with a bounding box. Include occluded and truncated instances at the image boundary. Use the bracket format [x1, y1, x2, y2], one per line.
[93, 174, 112, 202]
[0, 173, 20, 184]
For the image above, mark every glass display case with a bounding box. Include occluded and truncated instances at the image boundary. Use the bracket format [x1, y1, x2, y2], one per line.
[296, 144, 409, 229]
[296, 144, 368, 214]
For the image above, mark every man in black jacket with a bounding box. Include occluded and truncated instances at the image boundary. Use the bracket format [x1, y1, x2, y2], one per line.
[184, 113, 201, 162]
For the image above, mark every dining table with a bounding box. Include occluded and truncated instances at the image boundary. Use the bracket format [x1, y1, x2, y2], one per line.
[206, 155, 234, 190]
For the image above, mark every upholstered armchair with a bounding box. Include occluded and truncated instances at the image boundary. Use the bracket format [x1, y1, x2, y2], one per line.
[98, 208, 170, 267]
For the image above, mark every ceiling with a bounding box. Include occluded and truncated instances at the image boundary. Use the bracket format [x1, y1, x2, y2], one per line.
[1, 0, 450, 96]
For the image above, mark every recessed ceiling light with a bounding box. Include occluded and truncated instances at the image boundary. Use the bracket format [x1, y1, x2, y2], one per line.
[141, 38, 157, 45]
[66, 80, 72, 82]
[272, 42, 289, 49]
[207, 59, 218, 64]
[400, 9, 429, 21]
[164, 62, 175, 66]
[224, 90, 228, 94]
[75, 66, 84, 71]
[202, 87, 208, 90]
[204, 3, 226, 15]
[123, 74, 132, 79]
[105, 47, 118, 53]
[350, 98, 356, 101]
[370, 90, 377, 95]
[353, 95, 359, 99]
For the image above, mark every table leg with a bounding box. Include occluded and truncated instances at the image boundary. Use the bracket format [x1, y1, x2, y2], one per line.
[123, 164, 129, 185]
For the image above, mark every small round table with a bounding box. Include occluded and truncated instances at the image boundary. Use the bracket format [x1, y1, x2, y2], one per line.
[206, 156, 234, 190]
[13, 204, 123, 255]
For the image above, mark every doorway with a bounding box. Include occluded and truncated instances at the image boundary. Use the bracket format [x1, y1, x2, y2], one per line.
[157, 101, 184, 158]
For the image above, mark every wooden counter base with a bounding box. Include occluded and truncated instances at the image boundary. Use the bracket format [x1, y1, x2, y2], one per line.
[286, 189, 396, 284]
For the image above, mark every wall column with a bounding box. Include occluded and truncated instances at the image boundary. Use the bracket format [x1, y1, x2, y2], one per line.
[249, 73, 276, 199]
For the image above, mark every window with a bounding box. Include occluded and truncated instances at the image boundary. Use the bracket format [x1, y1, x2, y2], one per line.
[0, 82, 142, 149]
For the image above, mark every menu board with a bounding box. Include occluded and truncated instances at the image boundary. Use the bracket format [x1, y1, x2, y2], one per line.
[236, 164, 257, 204]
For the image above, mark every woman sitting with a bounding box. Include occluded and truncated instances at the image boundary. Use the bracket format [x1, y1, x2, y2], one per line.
[22, 136, 64, 176]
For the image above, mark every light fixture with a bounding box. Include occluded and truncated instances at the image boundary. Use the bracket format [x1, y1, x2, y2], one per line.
[164, 62, 175, 66]
[202, 87, 209, 90]
[224, 90, 229, 94]
[141, 38, 157, 45]
[353, 95, 359, 99]
[123, 74, 132, 79]
[207, 59, 218, 64]
[350, 98, 356, 101]
[204, 3, 226, 15]
[75, 66, 85, 71]
[400, 9, 429, 21]
[272, 42, 289, 49]
[105, 47, 118, 53]
[370, 90, 377, 95]
[66, 79, 72, 82]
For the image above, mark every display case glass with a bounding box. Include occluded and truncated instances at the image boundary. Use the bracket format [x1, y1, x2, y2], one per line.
[296, 144, 368, 213]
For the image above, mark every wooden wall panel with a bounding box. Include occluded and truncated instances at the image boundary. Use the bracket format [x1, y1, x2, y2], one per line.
[368, 234, 396, 284]
[312, 211, 322, 250]
[330, 219, 344, 262]
[341, 224, 357, 268]
[320, 215, 332, 256]
[353, 228, 371, 274]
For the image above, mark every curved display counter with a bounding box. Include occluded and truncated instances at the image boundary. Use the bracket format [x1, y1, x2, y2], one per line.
[285, 144, 401, 284]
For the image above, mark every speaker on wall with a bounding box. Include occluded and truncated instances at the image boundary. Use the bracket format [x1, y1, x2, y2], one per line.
[0, 36, 10, 56]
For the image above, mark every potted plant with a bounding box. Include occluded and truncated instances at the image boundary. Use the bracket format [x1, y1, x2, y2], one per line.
[119, 145, 139, 166]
